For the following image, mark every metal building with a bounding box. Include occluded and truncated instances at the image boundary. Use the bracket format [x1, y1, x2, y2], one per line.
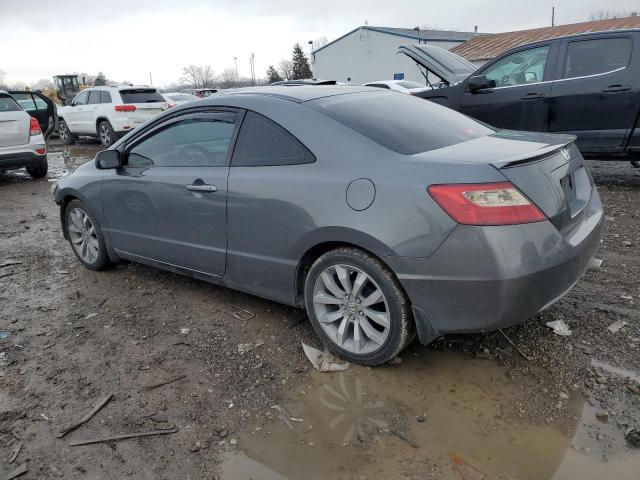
[311, 26, 480, 85]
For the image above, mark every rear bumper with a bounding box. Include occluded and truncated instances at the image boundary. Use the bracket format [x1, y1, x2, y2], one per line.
[383, 189, 604, 344]
[0, 149, 46, 170]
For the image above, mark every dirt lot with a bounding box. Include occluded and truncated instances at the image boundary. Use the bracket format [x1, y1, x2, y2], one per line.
[1, 140, 639, 479]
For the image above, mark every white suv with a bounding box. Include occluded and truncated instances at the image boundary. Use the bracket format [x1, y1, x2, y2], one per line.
[57, 86, 170, 147]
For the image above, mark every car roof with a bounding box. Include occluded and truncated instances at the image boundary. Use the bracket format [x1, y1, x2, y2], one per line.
[209, 85, 373, 103]
[510, 28, 640, 51]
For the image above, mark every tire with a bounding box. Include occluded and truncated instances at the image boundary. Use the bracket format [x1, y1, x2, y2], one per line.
[98, 120, 116, 148]
[64, 199, 112, 271]
[304, 247, 415, 366]
[26, 159, 48, 179]
[58, 119, 76, 145]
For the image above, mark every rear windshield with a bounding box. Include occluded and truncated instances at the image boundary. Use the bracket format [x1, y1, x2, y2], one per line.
[397, 81, 426, 89]
[119, 89, 165, 103]
[308, 91, 493, 155]
[0, 95, 21, 112]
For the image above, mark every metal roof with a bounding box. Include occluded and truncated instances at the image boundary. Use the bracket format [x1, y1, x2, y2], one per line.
[313, 26, 481, 55]
[451, 16, 640, 61]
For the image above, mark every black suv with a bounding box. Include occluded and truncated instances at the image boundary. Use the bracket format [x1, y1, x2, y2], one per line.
[399, 30, 640, 164]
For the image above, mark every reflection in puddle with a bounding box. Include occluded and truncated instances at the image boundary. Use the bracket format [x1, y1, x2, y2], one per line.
[46, 144, 98, 180]
[222, 351, 640, 480]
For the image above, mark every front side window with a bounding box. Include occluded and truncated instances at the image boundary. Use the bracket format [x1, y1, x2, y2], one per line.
[482, 46, 550, 87]
[33, 96, 48, 110]
[9, 93, 36, 111]
[232, 111, 315, 167]
[73, 91, 89, 106]
[127, 114, 237, 168]
[563, 38, 632, 79]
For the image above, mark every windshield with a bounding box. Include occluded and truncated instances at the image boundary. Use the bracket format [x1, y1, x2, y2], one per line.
[308, 91, 493, 155]
[0, 95, 21, 112]
[119, 89, 165, 103]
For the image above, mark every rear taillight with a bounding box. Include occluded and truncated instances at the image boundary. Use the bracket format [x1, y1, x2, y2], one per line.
[35, 147, 46, 155]
[427, 182, 546, 225]
[29, 116, 41, 136]
[114, 104, 136, 112]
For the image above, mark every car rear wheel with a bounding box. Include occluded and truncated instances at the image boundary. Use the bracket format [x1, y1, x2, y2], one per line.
[26, 159, 48, 179]
[64, 200, 112, 271]
[98, 120, 116, 147]
[304, 247, 415, 366]
[58, 119, 76, 145]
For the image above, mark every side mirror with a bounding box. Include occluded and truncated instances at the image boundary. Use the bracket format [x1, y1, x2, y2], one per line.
[96, 150, 121, 169]
[467, 75, 496, 93]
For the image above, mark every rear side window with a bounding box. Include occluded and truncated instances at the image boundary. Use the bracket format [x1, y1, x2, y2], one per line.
[232, 111, 315, 166]
[88, 90, 101, 104]
[100, 91, 112, 104]
[9, 93, 36, 111]
[33, 96, 48, 110]
[0, 95, 21, 112]
[119, 89, 164, 103]
[309, 91, 493, 155]
[563, 37, 632, 79]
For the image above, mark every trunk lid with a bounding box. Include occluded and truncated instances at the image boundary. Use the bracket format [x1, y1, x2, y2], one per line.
[396, 44, 477, 85]
[118, 88, 169, 126]
[0, 110, 30, 147]
[415, 131, 594, 232]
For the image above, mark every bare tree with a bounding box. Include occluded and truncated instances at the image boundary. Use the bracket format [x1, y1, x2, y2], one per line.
[218, 68, 237, 89]
[180, 65, 216, 88]
[589, 10, 635, 20]
[31, 78, 54, 91]
[0, 69, 7, 90]
[277, 60, 294, 80]
[312, 36, 328, 51]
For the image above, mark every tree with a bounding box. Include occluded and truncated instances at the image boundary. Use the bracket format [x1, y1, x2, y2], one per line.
[94, 72, 107, 86]
[218, 68, 237, 89]
[277, 60, 293, 80]
[266, 65, 283, 84]
[180, 65, 216, 88]
[31, 78, 54, 91]
[291, 43, 312, 80]
[589, 10, 635, 20]
[312, 36, 328, 51]
[0, 69, 8, 90]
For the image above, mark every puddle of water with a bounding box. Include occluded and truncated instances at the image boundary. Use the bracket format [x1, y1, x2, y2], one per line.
[222, 351, 640, 480]
[46, 144, 99, 180]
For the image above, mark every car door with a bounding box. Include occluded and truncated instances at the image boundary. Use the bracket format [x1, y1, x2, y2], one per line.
[85, 90, 102, 133]
[101, 110, 239, 277]
[65, 91, 89, 132]
[548, 35, 639, 151]
[8, 91, 58, 138]
[225, 110, 316, 303]
[459, 44, 557, 132]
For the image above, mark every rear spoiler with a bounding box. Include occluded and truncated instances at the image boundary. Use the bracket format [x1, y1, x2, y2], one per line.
[497, 134, 577, 169]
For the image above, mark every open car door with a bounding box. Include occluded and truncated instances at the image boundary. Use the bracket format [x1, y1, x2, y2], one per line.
[397, 44, 477, 86]
[8, 91, 58, 139]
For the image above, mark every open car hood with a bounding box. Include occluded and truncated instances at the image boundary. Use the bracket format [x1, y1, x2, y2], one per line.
[397, 44, 477, 86]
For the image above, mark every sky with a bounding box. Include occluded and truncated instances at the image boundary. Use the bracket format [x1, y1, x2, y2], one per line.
[1, 0, 638, 87]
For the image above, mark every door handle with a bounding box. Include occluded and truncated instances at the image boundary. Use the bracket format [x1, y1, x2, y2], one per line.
[185, 184, 217, 192]
[521, 93, 546, 100]
[602, 85, 631, 93]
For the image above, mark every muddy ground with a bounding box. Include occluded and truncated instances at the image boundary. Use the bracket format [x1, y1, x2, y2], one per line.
[1, 140, 639, 479]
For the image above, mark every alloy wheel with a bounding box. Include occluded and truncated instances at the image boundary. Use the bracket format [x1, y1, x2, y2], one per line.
[99, 123, 111, 146]
[312, 264, 390, 355]
[67, 208, 100, 264]
[59, 123, 68, 142]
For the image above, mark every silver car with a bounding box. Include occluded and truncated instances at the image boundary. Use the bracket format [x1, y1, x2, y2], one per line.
[0, 90, 48, 178]
[53, 86, 603, 365]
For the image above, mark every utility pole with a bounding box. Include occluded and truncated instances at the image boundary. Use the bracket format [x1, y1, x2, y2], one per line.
[233, 57, 238, 87]
[551, 6, 555, 27]
[149, 72, 153, 86]
[249, 53, 255, 86]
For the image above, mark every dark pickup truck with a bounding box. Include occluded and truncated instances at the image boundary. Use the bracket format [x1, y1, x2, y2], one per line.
[399, 29, 640, 165]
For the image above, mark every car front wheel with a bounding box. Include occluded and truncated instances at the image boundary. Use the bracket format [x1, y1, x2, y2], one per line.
[58, 119, 76, 145]
[304, 247, 415, 366]
[64, 200, 112, 271]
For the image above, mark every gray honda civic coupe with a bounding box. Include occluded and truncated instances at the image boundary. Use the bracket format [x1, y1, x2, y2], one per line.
[53, 86, 603, 365]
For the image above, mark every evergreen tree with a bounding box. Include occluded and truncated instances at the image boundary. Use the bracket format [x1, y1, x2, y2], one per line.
[94, 72, 107, 86]
[266, 65, 283, 84]
[291, 44, 312, 80]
